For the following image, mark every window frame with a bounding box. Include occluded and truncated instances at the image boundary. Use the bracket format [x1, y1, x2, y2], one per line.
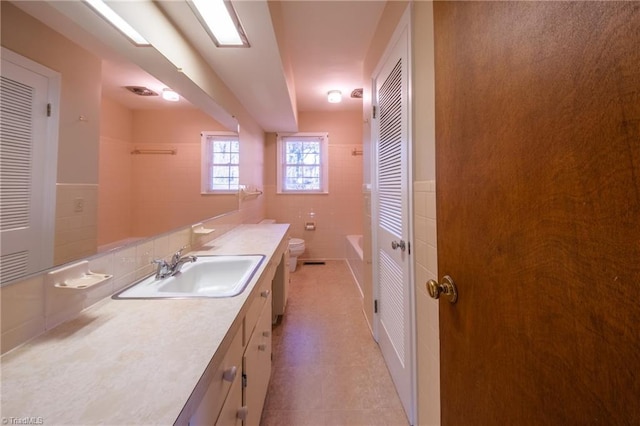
[276, 132, 329, 194]
[200, 131, 240, 194]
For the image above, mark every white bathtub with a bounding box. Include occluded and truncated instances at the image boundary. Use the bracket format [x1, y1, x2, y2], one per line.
[346, 234, 364, 298]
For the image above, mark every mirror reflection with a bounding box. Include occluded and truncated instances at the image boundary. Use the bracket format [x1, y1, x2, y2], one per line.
[96, 98, 238, 255]
[0, 2, 239, 284]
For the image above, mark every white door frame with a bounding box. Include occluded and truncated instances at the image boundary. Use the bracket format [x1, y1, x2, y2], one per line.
[370, 5, 416, 424]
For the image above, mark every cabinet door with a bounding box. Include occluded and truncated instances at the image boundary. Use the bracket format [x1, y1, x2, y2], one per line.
[244, 275, 273, 346]
[243, 292, 272, 426]
[215, 373, 243, 426]
[272, 252, 288, 319]
[190, 327, 243, 426]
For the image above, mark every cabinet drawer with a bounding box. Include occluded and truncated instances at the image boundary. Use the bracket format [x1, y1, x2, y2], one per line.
[190, 326, 243, 426]
[244, 275, 272, 346]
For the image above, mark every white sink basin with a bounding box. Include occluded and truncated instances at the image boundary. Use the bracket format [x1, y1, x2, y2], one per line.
[113, 255, 265, 299]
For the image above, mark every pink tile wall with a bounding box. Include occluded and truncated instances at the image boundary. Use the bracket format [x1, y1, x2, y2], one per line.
[54, 184, 99, 265]
[130, 108, 265, 237]
[98, 98, 133, 247]
[265, 111, 364, 259]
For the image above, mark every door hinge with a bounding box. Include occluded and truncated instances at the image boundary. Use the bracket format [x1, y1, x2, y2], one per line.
[374, 299, 378, 313]
[372, 105, 377, 119]
[408, 241, 411, 255]
[242, 373, 247, 388]
[46, 103, 51, 117]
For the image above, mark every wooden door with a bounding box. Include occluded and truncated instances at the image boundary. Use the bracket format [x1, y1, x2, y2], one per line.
[434, 2, 640, 424]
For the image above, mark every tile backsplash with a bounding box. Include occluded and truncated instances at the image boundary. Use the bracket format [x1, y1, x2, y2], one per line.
[0, 209, 253, 355]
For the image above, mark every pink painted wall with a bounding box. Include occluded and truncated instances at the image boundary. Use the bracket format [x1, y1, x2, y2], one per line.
[265, 111, 363, 259]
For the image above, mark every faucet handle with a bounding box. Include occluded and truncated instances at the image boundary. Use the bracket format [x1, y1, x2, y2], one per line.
[151, 259, 170, 278]
[171, 246, 188, 264]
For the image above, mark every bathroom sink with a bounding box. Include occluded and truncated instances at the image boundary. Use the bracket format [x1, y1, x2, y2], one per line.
[113, 255, 265, 299]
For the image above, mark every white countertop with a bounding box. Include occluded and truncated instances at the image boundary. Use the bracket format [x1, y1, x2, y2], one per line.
[0, 224, 289, 425]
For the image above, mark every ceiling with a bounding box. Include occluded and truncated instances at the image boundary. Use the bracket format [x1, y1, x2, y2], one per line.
[278, 1, 385, 112]
[11, 0, 385, 132]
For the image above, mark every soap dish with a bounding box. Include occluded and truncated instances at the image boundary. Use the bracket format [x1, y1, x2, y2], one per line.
[54, 272, 113, 291]
[192, 223, 215, 235]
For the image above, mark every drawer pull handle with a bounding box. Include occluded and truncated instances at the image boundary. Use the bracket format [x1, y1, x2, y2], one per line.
[222, 366, 237, 382]
[262, 331, 271, 337]
[258, 344, 267, 351]
[237, 406, 249, 421]
[261, 289, 270, 298]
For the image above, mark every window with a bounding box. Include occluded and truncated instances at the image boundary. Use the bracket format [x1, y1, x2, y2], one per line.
[277, 133, 329, 194]
[201, 131, 240, 193]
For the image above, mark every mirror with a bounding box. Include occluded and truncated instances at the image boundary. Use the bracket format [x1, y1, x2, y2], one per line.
[96, 94, 239, 253]
[1, 2, 241, 284]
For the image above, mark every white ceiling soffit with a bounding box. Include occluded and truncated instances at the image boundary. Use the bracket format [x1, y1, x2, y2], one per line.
[157, 0, 298, 132]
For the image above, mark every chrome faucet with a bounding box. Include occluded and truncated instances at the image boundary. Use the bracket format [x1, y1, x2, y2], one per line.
[171, 254, 197, 275]
[152, 247, 197, 279]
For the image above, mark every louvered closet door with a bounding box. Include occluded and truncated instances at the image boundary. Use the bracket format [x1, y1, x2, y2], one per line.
[373, 21, 412, 421]
[1, 56, 52, 283]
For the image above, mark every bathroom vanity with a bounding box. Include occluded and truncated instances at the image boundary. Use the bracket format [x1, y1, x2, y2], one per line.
[0, 224, 290, 425]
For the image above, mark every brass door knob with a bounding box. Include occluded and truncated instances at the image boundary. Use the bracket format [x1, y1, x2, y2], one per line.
[427, 275, 458, 303]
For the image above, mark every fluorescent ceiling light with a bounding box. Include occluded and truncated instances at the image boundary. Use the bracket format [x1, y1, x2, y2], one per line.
[190, 0, 250, 47]
[162, 89, 180, 102]
[327, 90, 342, 103]
[84, 0, 150, 46]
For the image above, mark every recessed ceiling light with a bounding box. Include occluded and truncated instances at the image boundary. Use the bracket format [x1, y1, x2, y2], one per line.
[84, 0, 151, 46]
[189, 0, 250, 47]
[327, 90, 342, 103]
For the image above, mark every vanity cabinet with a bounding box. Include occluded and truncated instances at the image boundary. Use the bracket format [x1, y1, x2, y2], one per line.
[190, 254, 278, 426]
[243, 289, 272, 426]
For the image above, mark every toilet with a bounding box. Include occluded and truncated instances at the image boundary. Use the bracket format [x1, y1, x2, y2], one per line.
[259, 219, 305, 272]
[287, 238, 305, 272]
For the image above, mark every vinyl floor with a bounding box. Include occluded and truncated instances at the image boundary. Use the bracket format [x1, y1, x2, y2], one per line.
[261, 260, 409, 426]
